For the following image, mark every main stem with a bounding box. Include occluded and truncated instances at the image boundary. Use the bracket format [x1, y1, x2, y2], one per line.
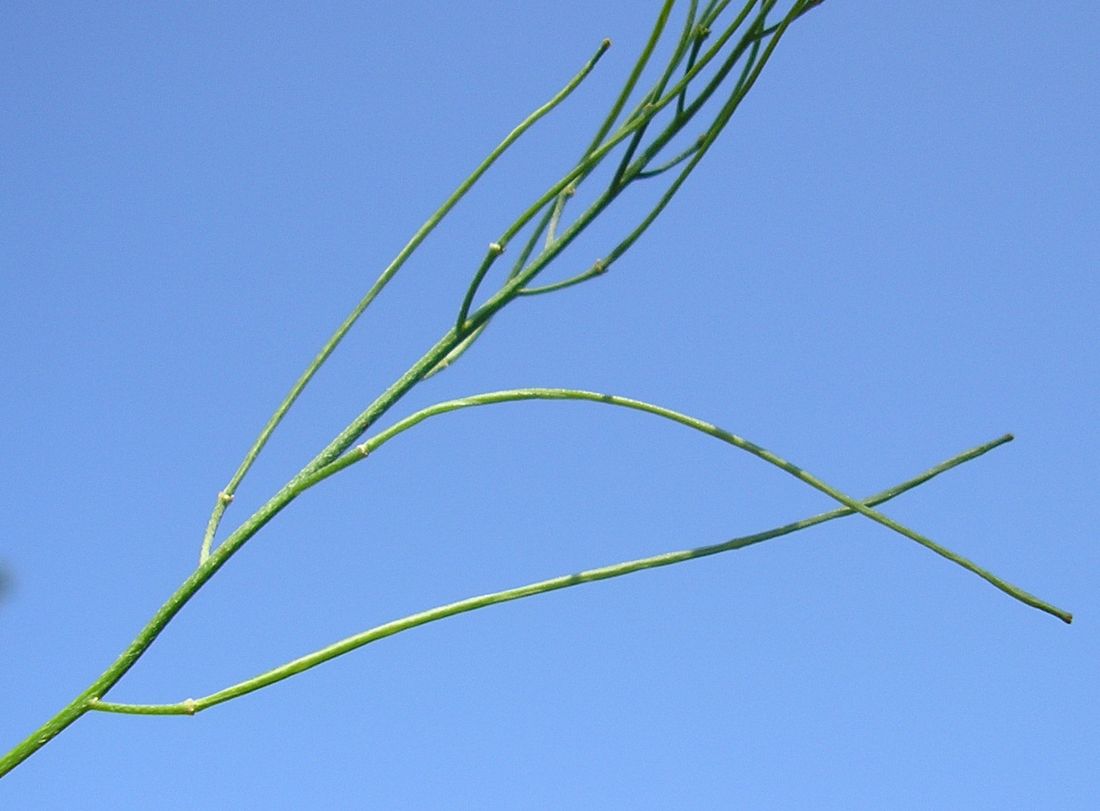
[0, 322, 468, 777]
[0, 135, 621, 773]
[12, 1, 1033, 779]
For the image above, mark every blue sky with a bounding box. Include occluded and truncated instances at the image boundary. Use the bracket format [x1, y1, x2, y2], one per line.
[2, 2, 1097, 807]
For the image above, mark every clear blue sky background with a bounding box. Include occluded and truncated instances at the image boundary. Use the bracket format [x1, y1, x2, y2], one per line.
[2, 3, 1096, 807]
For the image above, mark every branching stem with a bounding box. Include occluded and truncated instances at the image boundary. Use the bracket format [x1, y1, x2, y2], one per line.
[2, 1, 1068, 783]
[88, 430, 1017, 717]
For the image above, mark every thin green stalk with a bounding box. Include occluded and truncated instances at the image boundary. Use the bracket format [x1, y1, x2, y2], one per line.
[474, 4, 770, 306]
[0, 32, 749, 777]
[517, 200, 564, 276]
[518, 260, 608, 296]
[677, 25, 709, 117]
[572, 0, 754, 243]
[544, 0, 681, 242]
[597, 0, 813, 261]
[299, 389, 1071, 624]
[503, 4, 790, 305]
[448, 135, 633, 348]
[307, 139, 647, 480]
[596, 40, 765, 274]
[449, 11, 723, 332]
[427, 199, 565, 378]
[678, 0, 740, 119]
[198, 37, 612, 563]
[641, 144, 703, 180]
[460, 6, 780, 315]
[581, 0, 677, 163]
[422, 323, 487, 380]
[464, 185, 620, 326]
[543, 0, 751, 252]
[701, 0, 735, 28]
[2, 358, 413, 776]
[455, 241, 507, 332]
[620, 8, 769, 187]
[544, 187, 572, 247]
[0, 494, 281, 776]
[12, 4, 1052, 784]
[1, 333, 475, 774]
[310, 4, 808, 475]
[439, 114, 646, 358]
[614, 0, 755, 152]
[760, 0, 826, 36]
[86, 431, 1017, 717]
[658, 0, 703, 101]
[607, 0, 701, 191]
[651, 0, 760, 119]
[443, 1, 792, 348]
[193, 124, 629, 580]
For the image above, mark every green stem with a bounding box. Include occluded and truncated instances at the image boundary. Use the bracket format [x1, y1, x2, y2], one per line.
[581, 0, 676, 163]
[524, 0, 679, 270]
[518, 260, 608, 296]
[206, 5, 794, 590]
[8, 4, 982, 780]
[440, 2, 795, 349]
[607, 0, 701, 191]
[544, 187, 572, 247]
[455, 241, 507, 332]
[634, 135, 704, 179]
[198, 37, 612, 564]
[455, 3, 775, 327]
[85, 431, 1019, 717]
[303, 389, 1071, 624]
[282, 3, 828, 493]
[474, 9, 775, 305]
[427, 196, 564, 375]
